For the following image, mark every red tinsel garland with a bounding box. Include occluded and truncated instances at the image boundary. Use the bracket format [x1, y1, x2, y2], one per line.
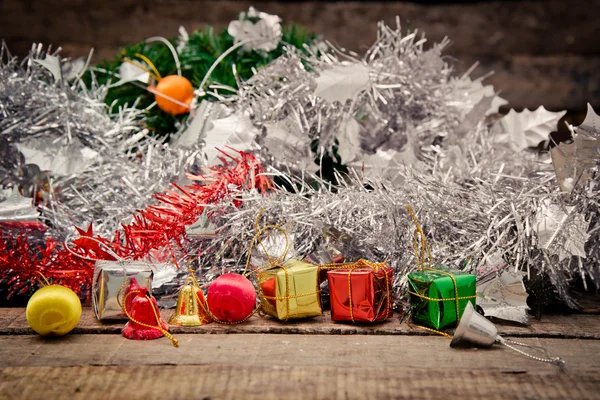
[0, 234, 95, 298]
[0, 151, 270, 299]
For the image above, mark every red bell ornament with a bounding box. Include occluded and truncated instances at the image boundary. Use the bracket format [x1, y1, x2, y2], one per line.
[122, 287, 178, 347]
[123, 277, 142, 315]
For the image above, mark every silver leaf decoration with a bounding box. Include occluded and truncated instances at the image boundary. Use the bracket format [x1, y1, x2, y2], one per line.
[495, 106, 566, 151]
[551, 103, 600, 193]
[477, 270, 530, 325]
[314, 62, 370, 104]
[534, 199, 589, 261]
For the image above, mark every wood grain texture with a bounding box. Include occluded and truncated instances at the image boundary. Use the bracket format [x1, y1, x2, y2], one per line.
[3, 0, 598, 57]
[1, 0, 598, 110]
[1, 307, 598, 399]
[0, 334, 593, 371]
[2, 307, 600, 339]
[2, 364, 598, 400]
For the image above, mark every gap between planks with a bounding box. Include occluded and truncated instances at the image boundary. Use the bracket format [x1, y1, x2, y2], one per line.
[1, 307, 600, 339]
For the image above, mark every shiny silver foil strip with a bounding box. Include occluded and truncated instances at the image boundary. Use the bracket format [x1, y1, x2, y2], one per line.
[92, 260, 153, 321]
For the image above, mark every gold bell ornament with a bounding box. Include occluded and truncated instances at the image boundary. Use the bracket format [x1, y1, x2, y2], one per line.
[169, 271, 212, 327]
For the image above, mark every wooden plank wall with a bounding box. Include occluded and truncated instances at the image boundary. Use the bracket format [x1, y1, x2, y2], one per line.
[1, 0, 599, 113]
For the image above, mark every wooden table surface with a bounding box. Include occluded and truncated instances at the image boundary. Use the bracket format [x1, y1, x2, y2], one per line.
[1, 307, 599, 399]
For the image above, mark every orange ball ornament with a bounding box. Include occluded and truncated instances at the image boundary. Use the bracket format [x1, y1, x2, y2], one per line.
[151, 75, 194, 115]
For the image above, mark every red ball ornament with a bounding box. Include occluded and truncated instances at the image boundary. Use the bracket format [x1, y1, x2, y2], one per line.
[207, 273, 256, 323]
[150, 75, 194, 115]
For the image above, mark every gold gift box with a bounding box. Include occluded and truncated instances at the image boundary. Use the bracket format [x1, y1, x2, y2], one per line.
[258, 259, 322, 320]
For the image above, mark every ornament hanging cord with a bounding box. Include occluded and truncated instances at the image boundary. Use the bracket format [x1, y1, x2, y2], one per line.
[498, 337, 565, 370]
[244, 210, 326, 321]
[105, 37, 189, 109]
[35, 271, 51, 287]
[63, 234, 124, 263]
[192, 211, 272, 325]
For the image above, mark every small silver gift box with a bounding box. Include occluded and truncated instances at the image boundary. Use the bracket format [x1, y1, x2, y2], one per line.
[92, 260, 153, 321]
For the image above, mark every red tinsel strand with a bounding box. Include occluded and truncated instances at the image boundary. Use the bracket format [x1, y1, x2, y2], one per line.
[0, 151, 270, 298]
[0, 232, 94, 299]
[115, 151, 271, 262]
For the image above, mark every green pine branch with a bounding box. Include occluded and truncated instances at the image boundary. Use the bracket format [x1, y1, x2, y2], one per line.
[87, 23, 318, 139]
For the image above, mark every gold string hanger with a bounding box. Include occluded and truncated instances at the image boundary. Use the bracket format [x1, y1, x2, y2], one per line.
[245, 209, 317, 321]
[36, 271, 51, 287]
[194, 210, 277, 325]
[123, 289, 178, 347]
[243, 208, 291, 277]
[405, 205, 432, 271]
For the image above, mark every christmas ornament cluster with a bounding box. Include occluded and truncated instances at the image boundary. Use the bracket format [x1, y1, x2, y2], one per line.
[1, 6, 599, 331]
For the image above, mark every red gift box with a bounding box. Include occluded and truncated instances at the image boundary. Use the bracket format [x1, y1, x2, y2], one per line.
[327, 260, 393, 322]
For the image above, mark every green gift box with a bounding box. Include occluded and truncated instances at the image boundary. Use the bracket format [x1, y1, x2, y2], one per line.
[407, 267, 476, 330]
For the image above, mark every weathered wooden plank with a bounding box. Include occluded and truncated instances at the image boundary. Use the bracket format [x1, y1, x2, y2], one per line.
[0, 307, 22, 329]
[2, 307, 600, 339]
[0, 334, 593, 372]
[1, 0, 598, 110]
[1, 364, 599, 400]
[482, 55, 600, 111]
[2, 0, 598, 57]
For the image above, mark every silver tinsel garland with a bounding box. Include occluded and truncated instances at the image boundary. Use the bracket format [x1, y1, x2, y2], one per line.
[0, 43, 205, 241]
[191, 117, 598, 309]
[188, 20, 598, 308]
[1, 13, 598, 311]
[208, 19, 506, 177]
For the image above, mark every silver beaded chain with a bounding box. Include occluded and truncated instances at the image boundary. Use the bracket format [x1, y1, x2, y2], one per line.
[497, 336, 566, 371]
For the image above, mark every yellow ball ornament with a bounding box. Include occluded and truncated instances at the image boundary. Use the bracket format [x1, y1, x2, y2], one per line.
[26, 285, 82, 336]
